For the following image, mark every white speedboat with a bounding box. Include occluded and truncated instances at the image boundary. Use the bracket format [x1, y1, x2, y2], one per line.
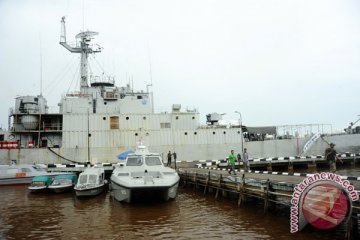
[74, 167, 107, 197]
[0, 164, 65, 186]
[110, 146, 180, 203]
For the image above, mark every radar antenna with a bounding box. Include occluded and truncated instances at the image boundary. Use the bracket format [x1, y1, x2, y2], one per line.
[59, 17, 102, 92]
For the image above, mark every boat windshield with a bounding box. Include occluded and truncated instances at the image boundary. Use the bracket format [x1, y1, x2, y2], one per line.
[89, 174, 97, 184]
[145, 156, 162, 166]
[126, 156, 143, 166]
[52, 179, 72, 185]
[78, 174, 88, 184]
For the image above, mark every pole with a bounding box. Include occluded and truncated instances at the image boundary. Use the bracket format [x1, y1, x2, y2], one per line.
[87, 108, 90, 163]
[235, 111, 244, 154]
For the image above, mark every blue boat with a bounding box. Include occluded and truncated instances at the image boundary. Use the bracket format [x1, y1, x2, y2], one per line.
[28, 176, 53, 193]
[48, 174, 78, 193]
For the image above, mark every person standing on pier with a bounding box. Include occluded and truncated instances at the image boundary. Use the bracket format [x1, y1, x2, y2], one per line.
[173, 152, 177, 169]
[167, 151, 172, 167]
[243, 148, 250, 172]
[237, 153, 241, 162]
[324, 143, 342, 173]
[228, 150, 237, 175]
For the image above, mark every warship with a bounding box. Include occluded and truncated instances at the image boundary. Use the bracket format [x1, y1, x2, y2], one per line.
[1, 18, 359, 165]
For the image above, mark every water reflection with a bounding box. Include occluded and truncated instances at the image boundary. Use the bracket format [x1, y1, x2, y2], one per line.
[0, 185, 353, 239]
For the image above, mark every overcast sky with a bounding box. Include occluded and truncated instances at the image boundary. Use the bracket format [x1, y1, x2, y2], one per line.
[1, 0, 360, 132]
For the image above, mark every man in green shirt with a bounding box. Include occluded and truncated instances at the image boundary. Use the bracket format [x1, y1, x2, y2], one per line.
[228, 150, 237, 175]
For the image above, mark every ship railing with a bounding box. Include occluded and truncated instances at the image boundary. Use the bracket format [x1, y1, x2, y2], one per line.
[8, 123, 62, 132]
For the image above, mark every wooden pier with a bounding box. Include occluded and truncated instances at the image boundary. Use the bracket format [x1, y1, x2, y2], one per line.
[178, 167, 360, 238]
[198, 152, 360, 173]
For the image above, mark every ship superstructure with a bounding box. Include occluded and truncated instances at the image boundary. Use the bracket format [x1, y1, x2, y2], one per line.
[0, 18, 244, 164]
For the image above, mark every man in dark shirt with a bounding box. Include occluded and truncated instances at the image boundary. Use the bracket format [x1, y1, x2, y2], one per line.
[167, 151, 172, 167]
[324, 143, 342, 173]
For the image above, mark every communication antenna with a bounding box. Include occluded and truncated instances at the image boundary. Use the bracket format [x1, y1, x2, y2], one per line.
[147, 44, 154, 112]
[147, 44, 153, 85]
[39, 33, 43, 96]
[82, 0, 85, 32]
[59, 17, 101, 93]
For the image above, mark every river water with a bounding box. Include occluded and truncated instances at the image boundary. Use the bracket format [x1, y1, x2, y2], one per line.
[0, 184, 352, 240]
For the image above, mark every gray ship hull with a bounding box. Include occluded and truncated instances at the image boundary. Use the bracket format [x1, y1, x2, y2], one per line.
[1, 133, 359, 165]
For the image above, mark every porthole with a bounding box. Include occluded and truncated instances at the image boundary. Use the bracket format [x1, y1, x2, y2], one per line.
[213, 132, 216, 135]
[176, 116, 179, 120]
[192, 116, 195, 119]
[143, 116, 146, 120]
[194, 132, 197, 135]
[185, 132, 188, 135]
[223, 131, 226, 134]
[103, 117, 106, 120]
[126, 117, 129, 120]
[104, 102, 107, 105]
[135, 133, 138, 136]
[237, 131, 240, 134]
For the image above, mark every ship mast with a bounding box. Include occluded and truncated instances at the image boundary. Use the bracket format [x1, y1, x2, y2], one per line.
[59, 17, 102, 93]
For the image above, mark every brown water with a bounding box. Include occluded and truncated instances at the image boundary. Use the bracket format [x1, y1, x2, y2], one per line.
[0, 185, 350, 240]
